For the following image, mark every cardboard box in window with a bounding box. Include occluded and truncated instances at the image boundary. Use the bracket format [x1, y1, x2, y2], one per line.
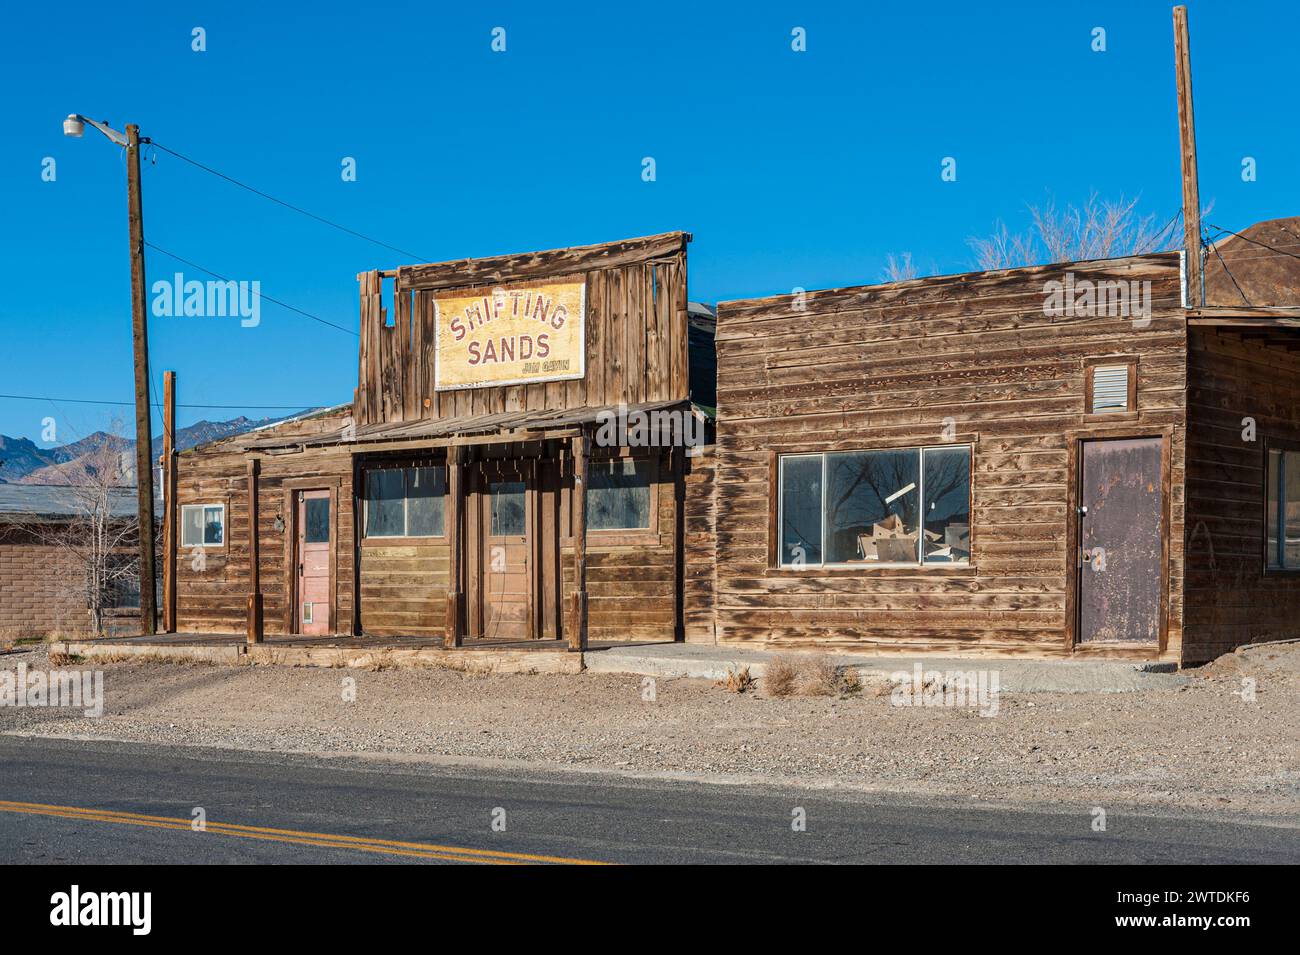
[875, 537, 918, 562]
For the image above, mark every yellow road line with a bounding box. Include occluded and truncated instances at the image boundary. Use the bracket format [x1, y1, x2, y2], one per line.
[0, 800, 608, 865]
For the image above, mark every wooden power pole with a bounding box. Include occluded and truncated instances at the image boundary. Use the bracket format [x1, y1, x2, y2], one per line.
[1173, 5, 1203, 306]
[126, 123, 158, 634]
[160, 371, 177, 633]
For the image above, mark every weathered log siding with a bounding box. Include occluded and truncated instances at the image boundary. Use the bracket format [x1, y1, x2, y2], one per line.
[1183, 328, 1300, 663]
[175, 412, 355, 635]
[713, 254, 1187, 657]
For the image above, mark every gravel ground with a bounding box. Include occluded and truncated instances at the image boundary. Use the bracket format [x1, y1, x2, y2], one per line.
[2, 642, 1297, 816]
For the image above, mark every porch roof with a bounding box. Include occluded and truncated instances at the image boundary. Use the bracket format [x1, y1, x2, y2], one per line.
[245, 399, 702, 452]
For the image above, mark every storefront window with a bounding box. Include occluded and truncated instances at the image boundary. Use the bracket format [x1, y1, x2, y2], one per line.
[365, 466, 445, 538]
[587, 459, 652, 530]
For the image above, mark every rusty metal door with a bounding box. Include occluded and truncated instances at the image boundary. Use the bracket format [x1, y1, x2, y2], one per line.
[1078, 437, 1163, 644]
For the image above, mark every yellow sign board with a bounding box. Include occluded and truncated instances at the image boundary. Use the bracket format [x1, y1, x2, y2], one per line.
[433, 279, 586, 391]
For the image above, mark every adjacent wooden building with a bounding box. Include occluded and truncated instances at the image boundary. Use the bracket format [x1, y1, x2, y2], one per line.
[169, 222, 1299, 666]
[710, 222, 1300, 664]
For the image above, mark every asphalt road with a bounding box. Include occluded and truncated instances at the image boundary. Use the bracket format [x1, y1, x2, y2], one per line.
[0, 735, 1295, 864]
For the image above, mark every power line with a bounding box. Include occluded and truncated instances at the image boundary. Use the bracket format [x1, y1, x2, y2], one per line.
[1204, 228, 1250, 306]
[148, 140, 432, 262]
[0, 392, 332, 411]
[144, 241, 359, 337]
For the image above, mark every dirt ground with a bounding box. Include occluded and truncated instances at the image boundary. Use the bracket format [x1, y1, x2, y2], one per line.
[1, 642, 1297, 816]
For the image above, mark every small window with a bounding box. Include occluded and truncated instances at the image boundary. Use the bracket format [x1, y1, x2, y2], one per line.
[1266, 447, 1300, 571]
[1089, 362, 1133, 413]
[181, 503, 224, 547]
[304, 497, 330, 543]
[364, 466, 445, 538]
[489, 481, 526, 536]
[587, 459, 652, 530]
[778, 446, 971, 567]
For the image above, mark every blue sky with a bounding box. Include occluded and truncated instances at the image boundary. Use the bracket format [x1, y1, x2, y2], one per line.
[1, 0, 1295, 444]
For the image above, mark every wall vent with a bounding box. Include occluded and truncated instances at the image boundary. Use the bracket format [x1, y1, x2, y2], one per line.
[1091, 364, 1131, 413]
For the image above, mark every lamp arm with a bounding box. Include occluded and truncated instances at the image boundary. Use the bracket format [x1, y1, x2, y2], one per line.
[73, 114, 130, 147]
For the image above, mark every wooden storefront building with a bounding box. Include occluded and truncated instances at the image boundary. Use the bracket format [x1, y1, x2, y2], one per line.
[710, 220, 1300, 665]
[168, 222, 1300, 666]
[169, 232, 716, 648]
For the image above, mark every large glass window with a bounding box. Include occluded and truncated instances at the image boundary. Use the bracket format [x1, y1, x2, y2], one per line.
[364, 466, 445, 538]
[1266, 448, 1300, 570]
[587, 459, 652, 531]
[778, 446, 971, 567]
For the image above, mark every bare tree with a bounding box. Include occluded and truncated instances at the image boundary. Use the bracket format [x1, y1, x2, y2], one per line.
[968, 193, 1183, 271]
[23, 426, 143, 637]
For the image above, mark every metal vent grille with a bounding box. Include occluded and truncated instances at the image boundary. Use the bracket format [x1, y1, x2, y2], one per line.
[1091, 364, 1130, 412]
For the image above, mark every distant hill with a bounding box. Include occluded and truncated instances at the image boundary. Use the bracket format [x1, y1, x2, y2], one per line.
[0, 413, 316, 484]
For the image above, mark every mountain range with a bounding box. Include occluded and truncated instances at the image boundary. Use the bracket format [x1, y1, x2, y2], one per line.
[0, 414, 306, 484]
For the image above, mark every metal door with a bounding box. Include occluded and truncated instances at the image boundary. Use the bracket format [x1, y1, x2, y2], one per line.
[1078, 437, 1163, 644]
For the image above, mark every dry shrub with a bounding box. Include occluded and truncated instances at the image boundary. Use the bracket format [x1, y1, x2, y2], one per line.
[360, 651, 397, 672]
[763, 656, 799, 697]
[716, 665, 754, 694]
[799, 656, 842, 696]
[47, 651, 81, 667]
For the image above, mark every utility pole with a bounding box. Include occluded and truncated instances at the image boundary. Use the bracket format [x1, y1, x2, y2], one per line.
[1173, 5, 1203, 307]
[126, 124, 158, 633]
[160, 370, 177, 633]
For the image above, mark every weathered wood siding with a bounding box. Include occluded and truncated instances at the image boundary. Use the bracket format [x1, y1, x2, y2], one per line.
[683, 446, 717, 642]
[355, 233, 691, 425]
[175, 412, 355, 635]
[360, 539, 450, 637]
[1183, 328, 1300, 662]
[713, 254, 1187, 657]
[559, 449, 680, 642]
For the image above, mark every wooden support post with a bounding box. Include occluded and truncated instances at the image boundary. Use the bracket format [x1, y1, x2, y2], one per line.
[672, 444, 686, 643]
[1174, 5, 1202, 306]
[444, 446, 465, 648]
[568, 431, 589, 652]
[246, 458, 264, 644]
[126, 123, 157, 634]
[160, 371, 177, 633]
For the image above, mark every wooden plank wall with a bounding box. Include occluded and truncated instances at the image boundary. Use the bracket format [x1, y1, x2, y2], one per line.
[558, 450, 679, 642]
[683, 446, 718, 642]
[1183, 328, 1300, 663]
[713, 254, 1188, 657]
[175, 412, 355, 635]
[355, 233, 691, 425]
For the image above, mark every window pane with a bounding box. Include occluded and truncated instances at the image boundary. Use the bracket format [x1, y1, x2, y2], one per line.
[182, 506, 203, 547]
[825, 449, 920, 563]
[304, 498, 329, 543]
[1267, 450, 1281, 569]
[406, 467, 445, 537]
[1286, 451, 1300, 569]
[366, 469, 406, 537]
[922, 446, 971, 563]
[203, 506, 224, 545]
[780, 456, 823, 566]
[587, 459, 651, 530]
[489, 481, 526, 536]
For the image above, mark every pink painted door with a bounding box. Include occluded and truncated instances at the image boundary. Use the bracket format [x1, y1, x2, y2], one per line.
[297, 490, 331, 635]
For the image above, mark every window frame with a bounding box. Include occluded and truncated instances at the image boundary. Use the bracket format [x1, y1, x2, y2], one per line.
[561, 450, 661, 546]
[772, 443, 974, 571]
[180, 502, 226, 549]
[362, 465, 447, 541]
[1263, 437, 1300, 576]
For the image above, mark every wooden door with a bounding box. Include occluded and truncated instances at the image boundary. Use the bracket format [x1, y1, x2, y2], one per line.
[1078, 437, 1164, 644]
[296, 489, 332, 635]
[477, 463, 532, 641]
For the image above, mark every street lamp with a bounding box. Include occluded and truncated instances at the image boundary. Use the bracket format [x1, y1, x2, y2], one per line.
[64, 113, 158, 636]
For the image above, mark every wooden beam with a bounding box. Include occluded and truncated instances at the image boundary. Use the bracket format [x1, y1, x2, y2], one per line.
[246, 458, 264, 644]
[1174, 5, 1203, 306]
[444, 446, 465, 648]
[568, 431, 589, 651]
[399, 231, 690, 291]
[160, 371, 177, 632]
